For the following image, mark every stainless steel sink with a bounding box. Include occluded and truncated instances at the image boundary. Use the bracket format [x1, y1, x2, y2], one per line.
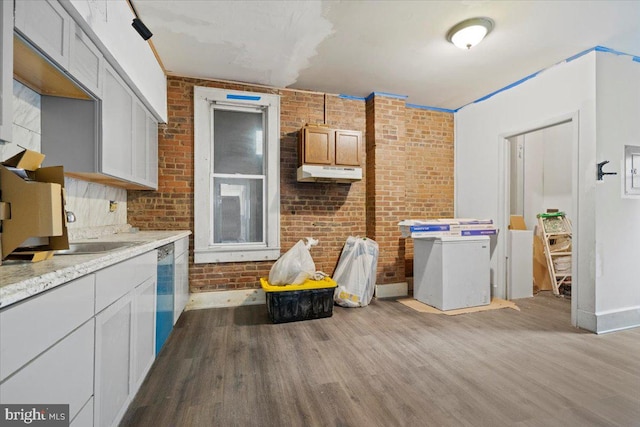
[54, 241, 140, 255]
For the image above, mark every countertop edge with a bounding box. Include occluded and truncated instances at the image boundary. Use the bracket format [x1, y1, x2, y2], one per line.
[0, 230, 191, 309]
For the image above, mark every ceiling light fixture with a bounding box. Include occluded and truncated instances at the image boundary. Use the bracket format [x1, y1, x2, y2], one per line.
[446, 17, 494, 50]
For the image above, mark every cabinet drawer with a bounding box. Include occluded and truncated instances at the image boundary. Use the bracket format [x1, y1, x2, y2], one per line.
[95, 251, 156, 313]
[0, 274, 95, 381]
[0, 320, 94, 420]
[175, 236, 189, 257]
[71, 397, 93, 427]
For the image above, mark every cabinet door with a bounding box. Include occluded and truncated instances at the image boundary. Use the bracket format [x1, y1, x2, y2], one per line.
[0, 0, 12, 142]
[0, 320, 94, 421]
[301, 127, 334, 165]
[101, 64, 133, 181]
[146, 113, 159, 188]
[335, 130, 362, 166]
[133, 100, 148, 184]
[131, 276, 157, 393]
[14, 0, 71, 69]
[94, 294, 133, 427]
[69, 21, 103, 96]
[173, 249, 189, 324]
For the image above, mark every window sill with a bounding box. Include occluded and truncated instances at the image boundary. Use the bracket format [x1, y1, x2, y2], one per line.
[194, 247, 280, 264]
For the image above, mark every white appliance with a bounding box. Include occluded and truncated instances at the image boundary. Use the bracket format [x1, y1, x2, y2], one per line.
[507, 230, 533, 299]
[413, 236, 490, 310]
[296, 164, 362, 183]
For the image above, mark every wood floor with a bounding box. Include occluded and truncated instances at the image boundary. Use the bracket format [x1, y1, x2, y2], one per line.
[121, 293, 640, 427]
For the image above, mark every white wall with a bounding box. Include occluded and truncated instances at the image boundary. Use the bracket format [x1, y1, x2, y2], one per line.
[63, 0, 167, 121]
[522, 122, 573, 229]
[594, 53, 640, 331]
[455, 52, 597, 330]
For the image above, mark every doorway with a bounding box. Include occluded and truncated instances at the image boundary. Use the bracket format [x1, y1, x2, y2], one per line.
[499, 115, 579, 325]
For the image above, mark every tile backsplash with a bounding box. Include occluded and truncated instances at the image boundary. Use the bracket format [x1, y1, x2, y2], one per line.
[3, 81, 129, 240]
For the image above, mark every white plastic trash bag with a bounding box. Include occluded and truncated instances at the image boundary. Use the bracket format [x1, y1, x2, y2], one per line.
[269, 237, 320, 285]
[333, 236, 379, 307]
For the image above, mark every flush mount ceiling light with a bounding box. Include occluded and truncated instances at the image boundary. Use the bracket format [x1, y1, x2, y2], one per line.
[446, 17, 494, 50]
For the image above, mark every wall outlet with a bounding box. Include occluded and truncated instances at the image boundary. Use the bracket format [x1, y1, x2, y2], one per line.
[109, 201, 118, 212]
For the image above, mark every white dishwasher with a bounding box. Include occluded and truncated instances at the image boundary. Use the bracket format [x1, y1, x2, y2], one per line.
[413, 236, 490, 310]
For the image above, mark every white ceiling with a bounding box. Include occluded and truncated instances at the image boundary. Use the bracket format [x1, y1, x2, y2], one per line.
[134, 0, 640, 110]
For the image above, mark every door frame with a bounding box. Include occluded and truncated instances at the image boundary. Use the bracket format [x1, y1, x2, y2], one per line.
[496, 112, 579, 325]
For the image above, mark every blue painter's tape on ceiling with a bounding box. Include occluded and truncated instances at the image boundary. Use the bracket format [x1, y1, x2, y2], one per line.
[227, 94, 261, 101]
[406, 103, 457, 114]
[338, 94, 366, 101]
[365, 92, 409, 101]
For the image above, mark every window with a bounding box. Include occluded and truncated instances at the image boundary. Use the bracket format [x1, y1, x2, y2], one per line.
[194, 87, 280, 263]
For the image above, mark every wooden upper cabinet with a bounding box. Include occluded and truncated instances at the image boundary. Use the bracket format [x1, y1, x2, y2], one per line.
[335, 130, 361, 166]
[299, 126, 362, 167]
[300, 126, 334, 165]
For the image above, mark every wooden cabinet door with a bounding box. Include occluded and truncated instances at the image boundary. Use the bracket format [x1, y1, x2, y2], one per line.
[335, 130, 362, 166]
[301, 126, 334, 165]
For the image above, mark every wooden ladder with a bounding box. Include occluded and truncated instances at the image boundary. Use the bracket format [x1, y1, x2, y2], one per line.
[537, 212, 572, 296]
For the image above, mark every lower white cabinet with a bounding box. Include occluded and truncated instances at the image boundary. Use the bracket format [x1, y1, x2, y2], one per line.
[71, 398, 94, 427]
[132, 276, 157, 391]
[94, 251, 157, 427]
[94, 294, 133, 427]
[173, 237, 189, 324]
[0, 319, 94, 421]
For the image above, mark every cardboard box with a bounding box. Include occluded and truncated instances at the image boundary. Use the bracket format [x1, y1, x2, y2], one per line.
[509, 215, 527, 230]
[0, 149, 69, 262]
[533, 234, 552, 291]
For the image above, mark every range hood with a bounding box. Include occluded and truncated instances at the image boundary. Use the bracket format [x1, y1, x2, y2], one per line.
[297, 165, 362, 183]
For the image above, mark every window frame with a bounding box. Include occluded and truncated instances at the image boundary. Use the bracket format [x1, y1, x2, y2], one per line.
[193, 86, 280, 263]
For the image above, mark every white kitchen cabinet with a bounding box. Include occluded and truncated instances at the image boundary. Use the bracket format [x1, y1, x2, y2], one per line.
[0, 274, 95, 381]
[102, 63, 134, 182]
[0, 320, 94, 421]
[94, 250, 157, 427]
[132, 275, 157, 392]
[94, 292, 133, 427]
[101, 63, 158, 189]
[0, 0, 12, 143]
[69, 20, 103, 96]
[15, 0, 72, 69]
[173, 237, 189, 324]
[71, 398, 94, 427]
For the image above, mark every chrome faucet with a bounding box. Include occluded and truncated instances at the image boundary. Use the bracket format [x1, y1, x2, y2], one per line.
[66, 211, 76, 223]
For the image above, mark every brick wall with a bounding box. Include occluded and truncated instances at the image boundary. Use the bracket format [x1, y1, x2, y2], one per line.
[128, 77, 366, 292]
[404, 108, 455, 277]
[128, 76, 454, 293]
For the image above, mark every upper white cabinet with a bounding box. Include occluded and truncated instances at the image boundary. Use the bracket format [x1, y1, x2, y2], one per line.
[14, 0, 71, 69]
[69, 20, 103, 96]
[102, 63, 158, 189]
[0, 0, 12, 143]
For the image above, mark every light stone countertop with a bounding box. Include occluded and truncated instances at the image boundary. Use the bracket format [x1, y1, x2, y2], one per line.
[0, 230, 191, 309]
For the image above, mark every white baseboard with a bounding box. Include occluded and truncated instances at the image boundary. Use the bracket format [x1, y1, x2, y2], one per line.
[186, 288, 266, 311]
[595, 306, 640, 334]
[375, 282, 409, 299]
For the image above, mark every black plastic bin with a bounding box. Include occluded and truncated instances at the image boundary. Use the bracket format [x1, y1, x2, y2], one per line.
[260, 277, 337, 323]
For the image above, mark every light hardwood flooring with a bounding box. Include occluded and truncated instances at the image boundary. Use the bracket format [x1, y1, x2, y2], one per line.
[121, 293, 640, 426]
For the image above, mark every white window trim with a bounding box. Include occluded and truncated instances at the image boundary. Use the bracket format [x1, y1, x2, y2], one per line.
[193, 86, 280, 263]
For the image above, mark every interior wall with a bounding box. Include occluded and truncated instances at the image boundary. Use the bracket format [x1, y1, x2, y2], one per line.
[455, 52, 597, 331]
[595, 53, 640, 331]
[522, 122, 573, 229]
